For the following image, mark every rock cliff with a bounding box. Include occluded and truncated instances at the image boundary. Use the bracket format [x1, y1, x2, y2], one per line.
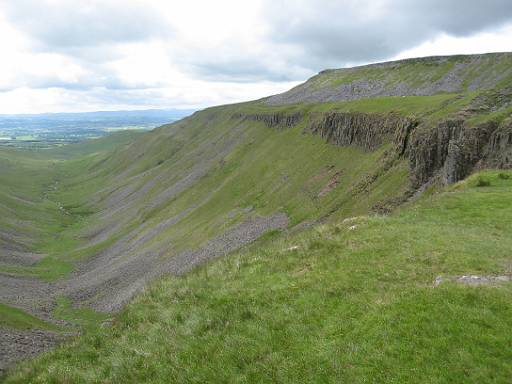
[306, 112, 417, 152]
[243, 109, 512, 189]
[232, 112, 302, 128]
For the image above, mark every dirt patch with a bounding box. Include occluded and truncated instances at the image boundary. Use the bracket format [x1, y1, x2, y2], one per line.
[318, 171, 342, 197]
[304, 165, 334, 187]
[433, 274, 512, 287]
[303, 165, 342, 199]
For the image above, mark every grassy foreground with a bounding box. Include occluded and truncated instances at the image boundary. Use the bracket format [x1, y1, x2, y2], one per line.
[4, 170, 512, 383]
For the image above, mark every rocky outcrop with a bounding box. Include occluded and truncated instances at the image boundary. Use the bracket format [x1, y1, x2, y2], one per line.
[300, 111, 512, 188]
[307, 112, 418, 152]
[486, 122, 512, 168]
[236, 108, 511, 189]
[232, 112, 302, 128]
[407, 119, 503, 187]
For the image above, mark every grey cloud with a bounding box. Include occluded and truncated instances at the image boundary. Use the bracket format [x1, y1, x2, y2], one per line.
[1, 0, 512, 104]
[77, 87, 202, 110]
[2, 0, 171, 49]
[174, 0, 512, 83]
[263, 0, 512, 71]
[407, 0, 512, 36]
[0, 64, 162, 93]
[184, 58, 308, 83]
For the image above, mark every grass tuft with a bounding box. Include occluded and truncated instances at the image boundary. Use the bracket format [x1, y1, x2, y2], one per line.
[475, 176, 491, 187]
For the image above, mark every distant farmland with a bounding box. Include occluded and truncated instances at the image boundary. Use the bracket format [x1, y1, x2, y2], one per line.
[0, 109, 194, 148]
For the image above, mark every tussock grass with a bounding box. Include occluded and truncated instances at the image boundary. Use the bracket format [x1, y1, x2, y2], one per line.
[476, 176, 491, 187]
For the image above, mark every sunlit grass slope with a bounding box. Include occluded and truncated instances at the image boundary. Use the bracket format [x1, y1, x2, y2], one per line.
[6, 170, 512, 383]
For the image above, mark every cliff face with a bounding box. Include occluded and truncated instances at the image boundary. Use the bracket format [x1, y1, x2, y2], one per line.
[407, 120, 499, 187]
[240, 110, 512, 189]
[232, 112, 302, 128]
[306, 112, 417, 152]
[306, 112, 512, 188]
[486, 122, 512, 167]
[407, 119, 512, 188]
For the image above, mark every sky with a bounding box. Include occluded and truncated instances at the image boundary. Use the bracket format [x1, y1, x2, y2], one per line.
[0, 0, 512, 114]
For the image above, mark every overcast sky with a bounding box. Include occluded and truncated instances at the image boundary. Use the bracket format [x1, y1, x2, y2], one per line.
[0, 0, 511, 114]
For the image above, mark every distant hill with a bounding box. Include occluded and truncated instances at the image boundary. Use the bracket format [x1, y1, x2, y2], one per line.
[267, 52, 512, 105]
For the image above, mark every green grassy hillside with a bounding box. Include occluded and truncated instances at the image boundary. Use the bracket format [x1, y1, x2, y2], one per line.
[1, 53, 512, 380]
[0, 103, 413, 287]
[5, 170, 512, 383]
[0, 101, 414, 350]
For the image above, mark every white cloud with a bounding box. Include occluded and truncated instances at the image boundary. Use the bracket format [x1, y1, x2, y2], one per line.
[0, 0, 511, 113]
[393, 24, 512, 60]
